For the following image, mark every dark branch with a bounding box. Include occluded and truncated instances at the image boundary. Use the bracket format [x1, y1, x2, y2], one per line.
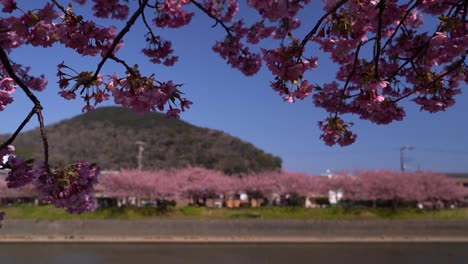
[0, 47, 50, 168]
[299, 0, 349, 50]
[91, 0, 149, 82]
[109, 55, 137, 76]
[0, 108, 35, 151]
[140, 0, 158, 40]
[36, 110, 49, 167]
[381, 0, 419, 51]
[189, 0, 233, 37]
[393, 54, 467, 103]
[0, 48, 42, 106]
[374, 0, 386, 79]
[343, 41, 363, 92]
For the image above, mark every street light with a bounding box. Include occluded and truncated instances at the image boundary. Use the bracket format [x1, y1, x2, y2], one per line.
[400, 145, 414, 172]
[135, 141, 146, 170]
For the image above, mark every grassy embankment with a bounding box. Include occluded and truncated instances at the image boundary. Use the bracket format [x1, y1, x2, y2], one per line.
[2, 205, 468, 220]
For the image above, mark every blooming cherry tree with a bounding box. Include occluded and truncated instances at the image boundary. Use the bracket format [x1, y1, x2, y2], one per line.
[333, 170, 467, 207]
[0, 0, 466, 220]
[175, 167, 233, 205]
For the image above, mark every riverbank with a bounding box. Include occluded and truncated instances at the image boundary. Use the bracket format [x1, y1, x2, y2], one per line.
[1, 219, 468, 243]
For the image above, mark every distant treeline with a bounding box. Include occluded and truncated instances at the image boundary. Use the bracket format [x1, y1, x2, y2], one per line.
[2, 169, 466, 209]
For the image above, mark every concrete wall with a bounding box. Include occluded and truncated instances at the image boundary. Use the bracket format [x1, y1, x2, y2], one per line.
[1, 219, 468, 241]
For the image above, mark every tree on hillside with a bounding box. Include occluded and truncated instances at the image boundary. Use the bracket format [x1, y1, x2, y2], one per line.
[0, 0, 466, 219]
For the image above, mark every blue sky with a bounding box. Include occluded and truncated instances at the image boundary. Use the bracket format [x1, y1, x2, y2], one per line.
[1, 1, 467, 174]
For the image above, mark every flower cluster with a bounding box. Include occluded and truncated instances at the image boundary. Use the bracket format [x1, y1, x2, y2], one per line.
[0, 2, 119, 56]
[142, 34, 178, 66]
[246, 22, 275, 44]
[262, 42, 318, 82]
[34, 161, 100, 214]
[318, 117, 356, 147]
[247, 0, 309, 22]
[91, 0, 129, 20]
[212, 21, 262, 76]
[5, 156, 36, 188]
[12, 64, 48, 92]
[106, 69, 191, 115]
[303, 0, 467, 143]
[1, 141, 100, 214]
[0, 77, 15, 111]
[203, 0, 238, 23]
[0, 0, 16, 13]
[57, 63, 106, 111]
[153, 0, 194, 28]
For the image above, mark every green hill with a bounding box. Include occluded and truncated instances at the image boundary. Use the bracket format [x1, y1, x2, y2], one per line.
[1, 107, 282, 174]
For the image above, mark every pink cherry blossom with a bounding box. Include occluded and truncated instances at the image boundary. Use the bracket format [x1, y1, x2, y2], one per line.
[153, 0, 194, 28]
[0, 77, 15, 110]
[91, 0, 129, 20]
[0, 0, 16, 13]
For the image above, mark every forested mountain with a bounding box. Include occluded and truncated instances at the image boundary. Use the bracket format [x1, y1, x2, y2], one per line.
[1, 107, 282, 174]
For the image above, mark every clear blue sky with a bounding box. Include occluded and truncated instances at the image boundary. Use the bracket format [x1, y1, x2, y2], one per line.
[2, 1, 467, 174]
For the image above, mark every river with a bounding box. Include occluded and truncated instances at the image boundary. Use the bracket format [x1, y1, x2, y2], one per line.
[0, 243, 466, 264]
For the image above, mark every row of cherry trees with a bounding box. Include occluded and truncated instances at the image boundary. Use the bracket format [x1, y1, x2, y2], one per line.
[4, 168, 465, 207]
[96, 168, 468, 206]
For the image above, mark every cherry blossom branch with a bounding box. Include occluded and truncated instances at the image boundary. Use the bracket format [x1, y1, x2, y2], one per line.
[381, 0, 419, 51]
[333, 41, 363, 116]
[0, 47, 50, 168]
[189, 0, 252, 58]
[91, 0, 149, 82]
[0, 49, 41, 105]
[299, 0, 349, 50]
[140, 0, 158, 40]
[109, 55, 137, 76]
[393, 54, 467, 103]
[50, 0, 68, 15]
[374, 0, 386, 79]
[36, 110, 49, 167]
[0, 108, 35, 150]
[189, 0, 232, 37]
[343, 41, 363, 92]
[388, 3, 463, 83]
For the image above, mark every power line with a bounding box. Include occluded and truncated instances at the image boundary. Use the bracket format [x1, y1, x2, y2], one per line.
[413, 147, 468, 155]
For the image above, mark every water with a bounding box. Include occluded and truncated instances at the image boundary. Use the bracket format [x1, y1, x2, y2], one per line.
[0, 243, 466, 264]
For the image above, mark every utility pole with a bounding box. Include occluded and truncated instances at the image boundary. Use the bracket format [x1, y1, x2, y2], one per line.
[135, 141, 146, 170]
[400, 146, 414, 172]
